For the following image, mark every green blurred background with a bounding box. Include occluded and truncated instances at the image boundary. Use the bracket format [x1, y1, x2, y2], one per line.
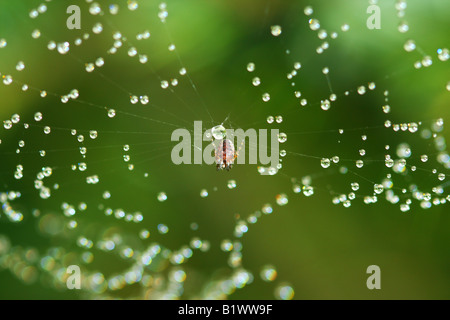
[0, 0, 449, 299]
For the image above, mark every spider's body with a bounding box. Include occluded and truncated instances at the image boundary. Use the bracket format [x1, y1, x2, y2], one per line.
[215, 139, 236, 171]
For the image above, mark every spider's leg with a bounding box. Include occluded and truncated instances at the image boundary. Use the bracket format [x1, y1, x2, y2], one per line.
[233, 137, 246, 162]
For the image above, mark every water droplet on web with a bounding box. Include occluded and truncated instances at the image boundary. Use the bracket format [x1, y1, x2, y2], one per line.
[270, 25, 282, 37]
[398, 21, 409, 33]
[321, 158, 331, 168]
[275, 284, 294, 300]
[31, 29, 41, 39]
[3, 75, 13, 85]
[356, 160, 364, 168]
[227, 180, 237, 189]
[130, 95, 138, 104]
[309, 19, 320, 31]
[321, 99, 331, 111]
[139, 55, 148, 64]
[421, 56, 433, 67]
[127, 0, 138, 11]
[3, 120, 12, 130]
[140, 95, 149, 105]
[57, 42, 70, 55]
[212, 125, 226, 139]
[11, 114, 20, 124]
[357, 86, 366, 95]
[278, 133, 287, 143]
[247, 62, 255, 72]
[262, 93, 270, 102]
[93, 23, 103, 34]
[318, 30, 327, 40]
[397, 143, 411, 158]
[252, 77, 261, 86]
[351, 182, 359, 191]
[374, 184, 384, 194]
[107, 109, 116, 118]
[89, 3, 102, 15]
[437, 48, 449, 61]
[85, 63, 95, 73]
[304, 6, 313, 16]
[78, 162, 87, 171]
[157, 192, 167, 202]
[128, 47, 137, 57]
[95, 57, 104, 67]
[139, 229, 150, 239]
[158, 224, 169, 234]
[161, 80, 169, 89]
[109, 4, 119, 15]
[0, 39, 7, 48]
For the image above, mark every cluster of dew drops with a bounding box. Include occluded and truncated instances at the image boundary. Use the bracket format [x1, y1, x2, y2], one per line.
[0, 0, 301, 300]
[254, 1, 450, 213]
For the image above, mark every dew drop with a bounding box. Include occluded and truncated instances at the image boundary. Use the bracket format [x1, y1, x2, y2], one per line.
[356, 160, 364, 168]
[107, 109, 116, 118]
[212, 125, 226, 140]
[309, 19, 320, 31]
[227, 180, 237, 189]
[57, 42, 70, 55]
[16, 61, 25, 71]
[3, 120, 12, 130]
[270, 25, 282, 37]
[278, 133, 287, 143]
[157, 192, 167, 202]
[275, 284, 294, 300]
[85, 63, 95, 73]
[321, 158, 331, 168]
[304, 6, 313, 16]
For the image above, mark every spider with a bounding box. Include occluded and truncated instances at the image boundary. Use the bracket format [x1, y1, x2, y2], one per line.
[214, 138, 245, 171]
